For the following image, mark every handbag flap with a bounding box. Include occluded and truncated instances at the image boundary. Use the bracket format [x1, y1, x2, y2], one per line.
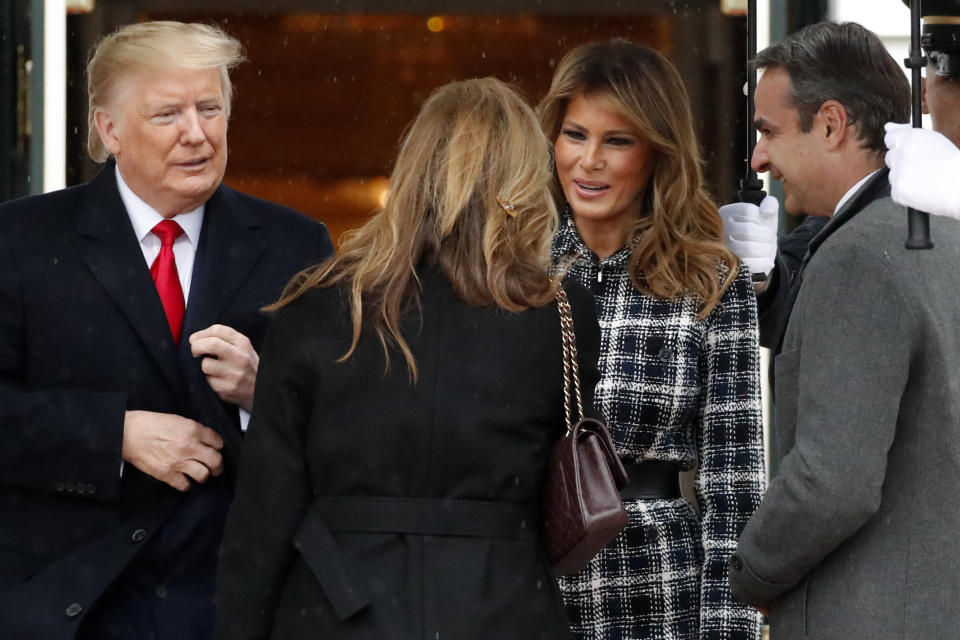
[572, 418, 628, 489]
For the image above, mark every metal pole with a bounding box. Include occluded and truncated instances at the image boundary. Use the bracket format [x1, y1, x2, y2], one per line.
[737, 0, 766, 208]
[905, 0, 934, 250]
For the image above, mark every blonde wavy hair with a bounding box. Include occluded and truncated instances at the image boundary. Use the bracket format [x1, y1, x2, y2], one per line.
[538, 39, 738, 317]
[87, 21, 245, 162]
[272, 77, 558, 378]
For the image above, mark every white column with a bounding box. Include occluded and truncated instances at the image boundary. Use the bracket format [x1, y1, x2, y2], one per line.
[43, 0, 66, 192]
[756, 0, 770, 193]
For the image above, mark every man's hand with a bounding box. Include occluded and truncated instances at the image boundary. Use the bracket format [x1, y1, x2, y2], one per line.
[884, 122, 960, 220]
[121, 410, 224, 492]
[189, 324, 259, 411]
[719, 195, 779, 278]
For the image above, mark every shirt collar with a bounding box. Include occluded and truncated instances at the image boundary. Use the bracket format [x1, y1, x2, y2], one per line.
[833, 169, 879, 217]
[115, 165, 205, 245]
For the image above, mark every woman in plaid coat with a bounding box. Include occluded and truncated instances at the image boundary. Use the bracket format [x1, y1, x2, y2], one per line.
[538, 40, 766, 640]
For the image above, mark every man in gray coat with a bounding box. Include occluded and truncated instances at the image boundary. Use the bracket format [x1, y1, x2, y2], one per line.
[728, 21, 960, 640]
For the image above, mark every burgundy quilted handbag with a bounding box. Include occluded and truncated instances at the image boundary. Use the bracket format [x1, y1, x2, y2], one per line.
[543, 289, 629, 576]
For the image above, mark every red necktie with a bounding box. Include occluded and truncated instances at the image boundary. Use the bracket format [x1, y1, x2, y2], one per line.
[150, 220, 185, 344]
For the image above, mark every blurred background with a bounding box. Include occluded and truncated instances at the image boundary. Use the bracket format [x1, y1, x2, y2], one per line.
[2, 1, 916, 244]
[6, 0, 879, 245]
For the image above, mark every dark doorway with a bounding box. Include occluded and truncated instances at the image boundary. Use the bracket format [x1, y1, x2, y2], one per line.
[1, 0, 31, 202]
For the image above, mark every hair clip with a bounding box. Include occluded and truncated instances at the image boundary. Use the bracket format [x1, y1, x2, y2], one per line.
[496, 197, 518, 217]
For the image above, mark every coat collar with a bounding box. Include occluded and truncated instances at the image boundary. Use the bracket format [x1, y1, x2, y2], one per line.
[769, 167, 892, 356]
[180, 184, 265, 338]
[552, 209, 638, 268]
[803, 167, 891, 265]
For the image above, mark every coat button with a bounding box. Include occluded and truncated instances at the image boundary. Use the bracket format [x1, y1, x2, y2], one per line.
[131, 528, 147, 543]
[658, 347, 675, 362]
[155, 585, 168, 599]
[84, 484, 96, 495]
[65, 482, 76, 493]
[729, 554, 743, 571]
[55, 481, 65, 492]
[65, 603, 83, 618]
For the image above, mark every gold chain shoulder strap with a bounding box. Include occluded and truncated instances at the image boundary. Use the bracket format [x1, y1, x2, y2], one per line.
[556, 288, 584, 435]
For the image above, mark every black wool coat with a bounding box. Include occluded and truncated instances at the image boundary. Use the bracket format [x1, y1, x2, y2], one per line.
[0, 163, 333, 639]
[214, 267, 600, 640]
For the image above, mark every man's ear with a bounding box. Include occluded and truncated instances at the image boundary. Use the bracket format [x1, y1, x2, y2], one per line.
[818, 100, 850, 150]
[94, 108, 122, 157]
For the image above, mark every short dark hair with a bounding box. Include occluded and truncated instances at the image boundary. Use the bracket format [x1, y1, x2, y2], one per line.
[754, 21, 910, 155]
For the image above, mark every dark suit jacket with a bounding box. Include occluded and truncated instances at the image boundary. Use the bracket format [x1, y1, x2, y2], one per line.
[214, 267, 601, 640]
[0, 163, 333, 639]
[729, 169, 960, 639]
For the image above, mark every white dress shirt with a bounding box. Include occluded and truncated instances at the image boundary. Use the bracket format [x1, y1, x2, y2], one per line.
[116, 166, 204, 299]
[834, 169, 880, 216]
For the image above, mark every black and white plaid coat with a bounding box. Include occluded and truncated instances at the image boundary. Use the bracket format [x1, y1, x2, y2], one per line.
[553, 215, 765, 640]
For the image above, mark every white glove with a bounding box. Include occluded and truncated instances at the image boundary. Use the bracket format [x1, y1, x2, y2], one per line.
[884, 122, 960, 220]
[719, 195, 779, 276]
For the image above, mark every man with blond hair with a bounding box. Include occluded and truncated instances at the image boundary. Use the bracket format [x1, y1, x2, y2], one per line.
[0, 21, 333, 639]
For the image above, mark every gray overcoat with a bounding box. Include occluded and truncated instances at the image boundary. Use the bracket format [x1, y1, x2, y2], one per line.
[728, 170, 960, 640]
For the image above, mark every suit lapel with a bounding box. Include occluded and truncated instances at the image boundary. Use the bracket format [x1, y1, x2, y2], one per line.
[180, 186, 264, 465]
[183, 185, 265, 336]
[77, 165, 190, 409]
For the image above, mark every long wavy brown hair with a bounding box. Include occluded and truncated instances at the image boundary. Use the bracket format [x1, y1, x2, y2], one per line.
[538, 39, 738, 316]
[271, 78, 558, 378]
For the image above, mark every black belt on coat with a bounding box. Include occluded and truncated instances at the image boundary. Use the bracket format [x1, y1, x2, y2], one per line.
[619, 460, 682, 500]
[292, 496, 540, 621]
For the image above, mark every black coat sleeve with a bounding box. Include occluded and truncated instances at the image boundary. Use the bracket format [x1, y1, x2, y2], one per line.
[214, 295, 319, 640]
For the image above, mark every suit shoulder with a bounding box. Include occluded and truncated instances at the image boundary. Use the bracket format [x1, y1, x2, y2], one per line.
[271, 282, 346, 324]
[804, 199, 908, 289]
[220, 186, 334, 260]
[808, 197, 897, 267]
[561, 277, 595, 312]
[0, 185, 87, 235]
[847, 196, 904, 235]
[221, 186, 324, 230]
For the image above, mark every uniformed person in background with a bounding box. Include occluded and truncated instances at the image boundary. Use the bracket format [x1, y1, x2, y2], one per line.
[886, 0, 960, 218]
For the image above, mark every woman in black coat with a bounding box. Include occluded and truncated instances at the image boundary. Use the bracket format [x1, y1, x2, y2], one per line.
[213, 77, 600, 640]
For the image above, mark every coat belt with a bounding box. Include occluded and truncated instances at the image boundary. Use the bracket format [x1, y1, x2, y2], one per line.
[292, 496, 540, 621]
